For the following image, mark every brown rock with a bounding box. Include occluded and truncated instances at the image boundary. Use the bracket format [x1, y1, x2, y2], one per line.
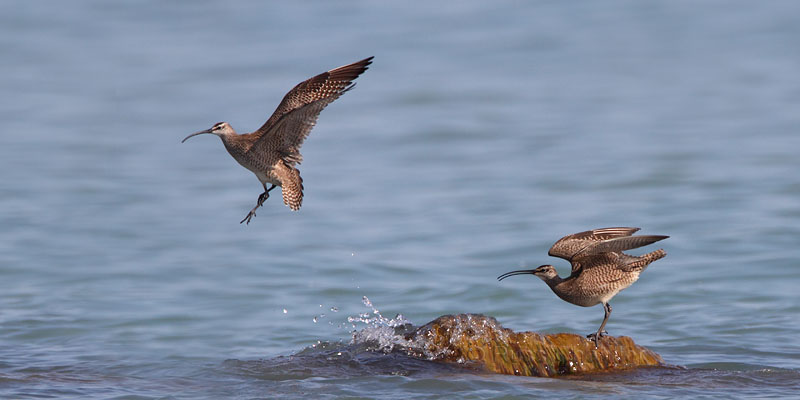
[404, 314, 664, 377]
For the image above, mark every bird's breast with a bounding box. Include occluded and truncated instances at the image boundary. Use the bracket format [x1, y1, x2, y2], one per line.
[552, 284, 603, 307]
[233, 153, 282, 186]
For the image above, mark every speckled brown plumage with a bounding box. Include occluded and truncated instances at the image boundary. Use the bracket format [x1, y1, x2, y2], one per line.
[182, 57, 373, 224]
[498, 227, 668, 347]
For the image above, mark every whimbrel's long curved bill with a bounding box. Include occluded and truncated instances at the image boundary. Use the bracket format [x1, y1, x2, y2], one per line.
[497, 269, 536, 281]
[182, 128, 213, 143]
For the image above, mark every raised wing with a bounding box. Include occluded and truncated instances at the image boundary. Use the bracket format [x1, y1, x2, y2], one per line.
[249, 57, 373, 162]
[548, 227, 641, 261]
[548, 227, 668, 277]
[574, 235, 669, 258]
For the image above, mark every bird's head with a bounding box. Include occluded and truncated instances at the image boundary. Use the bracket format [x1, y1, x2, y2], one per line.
[182, 122, 234, 143]
[498, 264, 559, 282]
[532, 264, 559, 281]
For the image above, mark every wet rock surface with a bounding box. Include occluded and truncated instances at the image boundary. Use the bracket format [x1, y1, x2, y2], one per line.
[404, 314, 664, 377]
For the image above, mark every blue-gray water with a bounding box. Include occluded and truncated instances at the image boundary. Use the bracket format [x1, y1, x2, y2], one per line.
[2, 1, 799, 398]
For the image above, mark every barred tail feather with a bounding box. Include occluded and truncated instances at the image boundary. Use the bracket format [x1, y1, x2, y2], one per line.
[281, 169, 304, 211]
[626, 249, 667, 271]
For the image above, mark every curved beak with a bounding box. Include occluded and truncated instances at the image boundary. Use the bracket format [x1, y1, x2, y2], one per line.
[182, 128, 213, 143]
[497, 269, 536, 281]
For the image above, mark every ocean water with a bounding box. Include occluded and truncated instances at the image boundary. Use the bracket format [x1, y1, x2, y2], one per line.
[2, 1, 799, 398]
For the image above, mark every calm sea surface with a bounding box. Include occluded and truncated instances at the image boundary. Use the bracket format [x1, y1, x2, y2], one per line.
[2, 1, 799, 398]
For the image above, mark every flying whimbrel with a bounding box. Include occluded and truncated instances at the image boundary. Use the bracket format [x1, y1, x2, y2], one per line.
[497, 227, 668, 347]
[183, 56, 373, 224]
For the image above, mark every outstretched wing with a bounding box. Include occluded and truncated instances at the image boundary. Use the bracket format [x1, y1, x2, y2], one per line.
[574, 234, 669, 258]
[548, 227, 641, 261]
[249, 57, 373, 163]
[549, 227, 668, 277]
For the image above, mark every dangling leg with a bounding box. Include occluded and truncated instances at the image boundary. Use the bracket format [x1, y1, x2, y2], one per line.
[240, 184, 277, 224]
[587, 302, 612, 347]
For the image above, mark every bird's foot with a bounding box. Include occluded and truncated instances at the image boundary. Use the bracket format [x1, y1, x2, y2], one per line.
[240, 209, 257, 225]
[240, 192, 270, 225]
[586, 330, 609, 348]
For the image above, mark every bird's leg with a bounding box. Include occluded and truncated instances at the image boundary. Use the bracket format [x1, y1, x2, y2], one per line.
[597, 302, 612, 336]
[587, 302, 612, 347]
[240, 184, 277, 225]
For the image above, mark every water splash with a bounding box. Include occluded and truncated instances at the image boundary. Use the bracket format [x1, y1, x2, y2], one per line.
[342, 298, 504, 360]
[346, 296, 414, 353]
[403, 313, 513, 362]
[310, 304, 341, 325]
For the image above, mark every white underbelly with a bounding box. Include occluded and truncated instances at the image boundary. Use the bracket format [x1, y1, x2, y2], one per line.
[598, 288, 624, 305]
[235, 157, 280, 186]
[254, 169, 281, 186]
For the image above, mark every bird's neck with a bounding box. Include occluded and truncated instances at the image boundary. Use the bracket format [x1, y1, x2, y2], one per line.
[219, 132, 248, 154]
[543, 274, 582, 305]
[218, 132, 235, 145]
[541, 274, 565, 290]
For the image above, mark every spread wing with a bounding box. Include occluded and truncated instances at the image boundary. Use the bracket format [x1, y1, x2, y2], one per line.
[548, 227, 667, 276]
[575, 234, 669, 258]
[548, 227, 641, 261]
[248, 57, 373, 164]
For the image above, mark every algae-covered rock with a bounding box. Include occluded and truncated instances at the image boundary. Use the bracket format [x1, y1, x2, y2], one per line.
[403, 314, 663, 377]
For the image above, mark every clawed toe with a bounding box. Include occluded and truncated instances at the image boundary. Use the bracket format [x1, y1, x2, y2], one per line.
[586, 331, 608, 347]
[241, 190, 271, 224]
[586, 331, 608, 339]
[240, 210, 256, 225]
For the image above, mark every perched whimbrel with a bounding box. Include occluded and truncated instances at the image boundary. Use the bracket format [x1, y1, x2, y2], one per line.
[497, 227, 668, 347]
[182, 57, 373, 224]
